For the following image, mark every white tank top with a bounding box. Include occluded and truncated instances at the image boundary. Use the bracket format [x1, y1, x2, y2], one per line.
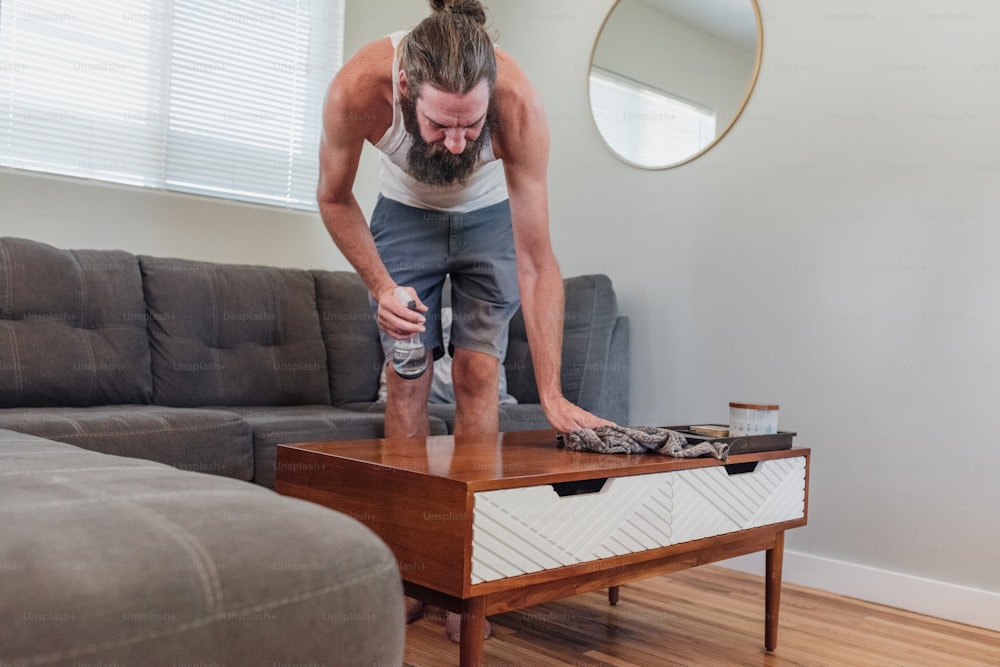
[373, 31, 508, 213]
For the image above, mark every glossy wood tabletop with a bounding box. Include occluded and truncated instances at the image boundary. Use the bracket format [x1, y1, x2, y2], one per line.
[279, 429, 810, 492]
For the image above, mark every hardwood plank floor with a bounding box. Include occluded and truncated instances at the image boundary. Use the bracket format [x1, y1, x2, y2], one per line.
[403, 565, 1000, 666]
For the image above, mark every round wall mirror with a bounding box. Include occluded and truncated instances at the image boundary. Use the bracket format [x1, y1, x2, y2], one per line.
[589, 0, 762, 169]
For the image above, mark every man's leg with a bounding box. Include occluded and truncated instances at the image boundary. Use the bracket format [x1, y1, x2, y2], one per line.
[443, 347, 499, 641]
[383, 357, 435, 438]
[451, 348, 500, 435]
[445, 199, 517, 436]
[384, 358, 434, 623]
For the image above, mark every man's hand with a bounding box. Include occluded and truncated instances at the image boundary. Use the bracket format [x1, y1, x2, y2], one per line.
[542, 395, 616, 435]
[376, 286, 427, 340]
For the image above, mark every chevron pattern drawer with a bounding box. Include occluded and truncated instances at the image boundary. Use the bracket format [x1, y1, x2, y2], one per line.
[470, 456, 807, 584]
[670, 457, 807, 545]
[471, 472, 675, 584]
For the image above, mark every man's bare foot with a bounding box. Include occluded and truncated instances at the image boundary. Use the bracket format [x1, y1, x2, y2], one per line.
[444, 611, 491, 643]
[405, 596, 424, 623]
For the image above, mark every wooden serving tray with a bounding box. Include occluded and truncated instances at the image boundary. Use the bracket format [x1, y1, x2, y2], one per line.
[668, 425, 796, 455]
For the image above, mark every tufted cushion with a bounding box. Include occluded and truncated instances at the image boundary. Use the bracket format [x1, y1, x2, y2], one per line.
[140, 256, 330, 407]
[0, 237, 152, 407]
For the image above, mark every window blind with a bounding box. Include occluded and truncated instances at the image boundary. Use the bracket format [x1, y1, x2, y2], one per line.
[589, 66, 716, 168]
[0, 0, 342, 210]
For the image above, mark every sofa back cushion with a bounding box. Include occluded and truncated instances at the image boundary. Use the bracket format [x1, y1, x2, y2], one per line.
[312, 270, 384, 405]
[0, 237, 152, 407]
[141, 256, 330, 406]
[505, 274, 619, 407]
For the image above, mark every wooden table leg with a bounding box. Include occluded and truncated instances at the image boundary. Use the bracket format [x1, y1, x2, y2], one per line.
[459, 596, 487, 666]
[765, 531, 785, 651]
[608, 585, 620, 606]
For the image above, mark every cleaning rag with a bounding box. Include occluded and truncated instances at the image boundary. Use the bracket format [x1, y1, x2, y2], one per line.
[557, 425, 730, 461]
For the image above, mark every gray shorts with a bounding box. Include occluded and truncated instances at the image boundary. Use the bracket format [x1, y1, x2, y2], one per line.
[369, 195, 520, 361]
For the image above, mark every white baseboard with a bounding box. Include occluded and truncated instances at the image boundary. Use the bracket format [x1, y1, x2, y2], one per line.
[718, 550, 1000, 632]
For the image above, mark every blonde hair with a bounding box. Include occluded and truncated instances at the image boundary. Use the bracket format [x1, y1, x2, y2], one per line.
[399, 0, 496, 98]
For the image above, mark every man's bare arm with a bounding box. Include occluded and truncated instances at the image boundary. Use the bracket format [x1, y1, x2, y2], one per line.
[316, 40, 424, 339]
[494, 52, 615, 433]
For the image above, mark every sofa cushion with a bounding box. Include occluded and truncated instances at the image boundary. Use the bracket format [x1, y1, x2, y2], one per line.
[141, 256, 331, 407]
[505, 274, 620, 408]
[312, 270, 384, 405]
[0, 430, 405, 666]
[0, 237, 152, 407]
[225, 405, 448, 488]
[0, 406, 253, 480]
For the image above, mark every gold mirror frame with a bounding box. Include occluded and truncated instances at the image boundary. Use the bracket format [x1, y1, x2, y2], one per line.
[589, 0, 763, 169]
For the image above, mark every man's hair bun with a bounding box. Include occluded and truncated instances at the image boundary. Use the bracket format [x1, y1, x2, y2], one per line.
[405, 0, 495, 96]
[430, 0, 487, 26]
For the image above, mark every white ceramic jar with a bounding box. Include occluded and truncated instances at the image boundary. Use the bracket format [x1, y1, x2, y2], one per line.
[729, 402, 779, 436]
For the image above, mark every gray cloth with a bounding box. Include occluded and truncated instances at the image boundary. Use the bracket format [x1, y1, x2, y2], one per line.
[558, 425, 730, 461]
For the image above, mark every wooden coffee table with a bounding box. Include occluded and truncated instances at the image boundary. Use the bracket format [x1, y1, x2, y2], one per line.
[276, 430, 809, 665]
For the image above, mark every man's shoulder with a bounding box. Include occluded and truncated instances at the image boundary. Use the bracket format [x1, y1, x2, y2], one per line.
[493, 49, 546, 123]
[325, 37, 395, 139]
[494, 49, 532, 101]
[492, 49, 547, 162]
[336, 36, 395, 93]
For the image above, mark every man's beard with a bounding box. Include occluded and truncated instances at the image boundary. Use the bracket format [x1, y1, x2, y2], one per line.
[400, 93, 493, 187]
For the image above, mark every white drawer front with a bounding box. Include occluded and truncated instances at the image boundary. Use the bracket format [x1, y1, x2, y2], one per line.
[471, 472, 674, 584]
[671, 457, 807, 545]
[470, 457, 806, 584]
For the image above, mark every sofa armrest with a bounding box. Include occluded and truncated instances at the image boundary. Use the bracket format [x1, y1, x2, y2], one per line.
[601, 316, 630, 425]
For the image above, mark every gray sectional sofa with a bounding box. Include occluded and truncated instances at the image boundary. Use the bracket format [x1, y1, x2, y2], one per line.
[0, 235, 629, 665]
[0, 236, 629, 487]
[0, 429, 405, 666]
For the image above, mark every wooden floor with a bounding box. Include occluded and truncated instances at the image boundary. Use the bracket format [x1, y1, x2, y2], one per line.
[403, 565, 1000, 667]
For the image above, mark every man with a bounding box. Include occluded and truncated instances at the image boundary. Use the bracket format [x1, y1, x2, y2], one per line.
[318, 0, 614, 437]
[316, 0, 615, 641]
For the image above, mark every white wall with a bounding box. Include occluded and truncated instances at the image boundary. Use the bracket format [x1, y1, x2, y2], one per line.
[2, 0, 999, 630]
[486, 0, 1000, 629]
[0, 169, 341, 267]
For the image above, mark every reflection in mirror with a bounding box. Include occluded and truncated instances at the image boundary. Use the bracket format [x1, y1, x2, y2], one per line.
[590, 0, 761, 169]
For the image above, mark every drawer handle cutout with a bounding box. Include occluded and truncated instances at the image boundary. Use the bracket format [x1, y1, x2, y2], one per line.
[551, 478, 608, 497]
[725, 462, 759, 475]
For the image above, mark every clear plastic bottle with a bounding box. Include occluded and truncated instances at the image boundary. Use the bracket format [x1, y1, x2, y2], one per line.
[392, 287, 427, 379]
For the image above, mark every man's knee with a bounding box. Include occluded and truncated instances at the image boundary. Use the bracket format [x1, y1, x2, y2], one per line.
[451, 350, 499, 399]
[384, 360, 434, 438]
[386, 360, 434, 404]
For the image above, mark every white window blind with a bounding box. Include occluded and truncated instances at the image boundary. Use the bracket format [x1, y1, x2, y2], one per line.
[590, 66, 715, 168]
[0, 0, 342, 210]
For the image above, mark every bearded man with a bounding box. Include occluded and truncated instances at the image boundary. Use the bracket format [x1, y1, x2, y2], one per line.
[316, 0, 615, 640]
